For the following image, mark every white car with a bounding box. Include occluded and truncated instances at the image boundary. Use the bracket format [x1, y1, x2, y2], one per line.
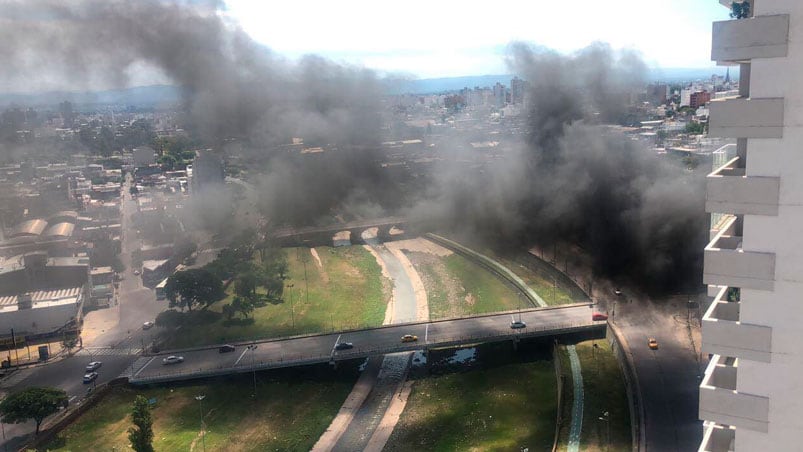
[83, 372, 98, 383]
[85, 361, 102, 372]
[162, 355, 184, 365]
[142, 321, 155, 330]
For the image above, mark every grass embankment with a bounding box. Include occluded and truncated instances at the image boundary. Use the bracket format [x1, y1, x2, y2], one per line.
[164, 246, 389, 348]
[491, 255, 576, 305]
[44, 370, 355, 452]
[407, 252, 524, 319]
[556, 340, 631, 451]
[386, 358, 557, 451]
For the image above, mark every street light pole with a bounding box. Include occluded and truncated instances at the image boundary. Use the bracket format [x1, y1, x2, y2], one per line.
[195, 395, 206, 452]
[248, 344, 257, 397]
[598, 411, 610, 451]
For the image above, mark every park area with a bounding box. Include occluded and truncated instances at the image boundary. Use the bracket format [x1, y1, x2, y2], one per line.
[158, 245, 390, 348]
[385, 343, 558, 451]
[42, 367, 357, 452]
[556, 340, 631, 451]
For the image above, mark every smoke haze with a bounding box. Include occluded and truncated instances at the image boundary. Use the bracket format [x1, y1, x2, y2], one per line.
[0, 0, 385, 227]
[0, 2, 706, 293]
[415, 43, 706, 293]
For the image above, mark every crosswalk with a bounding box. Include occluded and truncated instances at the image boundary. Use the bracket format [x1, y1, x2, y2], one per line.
[74, 346, 143, 357]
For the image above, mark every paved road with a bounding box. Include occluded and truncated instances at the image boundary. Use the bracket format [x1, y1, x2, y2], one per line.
[131, 304, 603, 384]
[0, 174, 160, 450]
[614, 296, 704, 452]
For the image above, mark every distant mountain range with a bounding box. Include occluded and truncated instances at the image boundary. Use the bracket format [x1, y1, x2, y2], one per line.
[0, 85, 183, 109]
[0, 67, 735, 108]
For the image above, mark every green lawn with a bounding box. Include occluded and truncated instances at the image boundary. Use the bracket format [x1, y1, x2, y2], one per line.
[408, 251, 525, 319]
[385, 360, 557, 451]
[488, 254, 577, 306]
[556, 341, 631, 451]
[162, 246, 390, 348]
[43, 370, 355, 452]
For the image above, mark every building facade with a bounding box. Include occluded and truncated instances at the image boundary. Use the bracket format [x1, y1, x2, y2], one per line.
[700, 0, 802, 450]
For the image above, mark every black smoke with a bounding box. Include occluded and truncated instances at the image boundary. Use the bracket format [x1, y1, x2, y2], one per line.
[0, 0, 385, 228]
[414, 43, 707, 294]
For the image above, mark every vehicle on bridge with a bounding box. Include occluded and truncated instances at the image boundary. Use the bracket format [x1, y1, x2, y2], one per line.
[162, 355, 184, 365]
[592, 312, 609, 321]
[219, 345, 235, 353]
[510, 320, 527, 329]
[335, 342, 354, 351]
[401, 334, 418, 343]
[83, 372, 98, 383]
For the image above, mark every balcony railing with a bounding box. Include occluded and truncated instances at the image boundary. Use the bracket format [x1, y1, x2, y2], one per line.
[704, 216, 775, 290]
[702, 286, 772, 362]
[712, 14, 789, 62]
[699, 354, 769, 432]
[708, 97, 784, 138]
[706, 156, 780, 216]
[699, 421, 736, 452]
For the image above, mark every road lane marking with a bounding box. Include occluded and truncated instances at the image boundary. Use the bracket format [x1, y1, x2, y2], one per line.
[234, 348, 249, 366]
[331, 334, 342, 356]
[133, 357, 155, 377]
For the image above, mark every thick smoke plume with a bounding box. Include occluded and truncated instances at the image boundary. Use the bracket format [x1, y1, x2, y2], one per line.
[0, 0, 385, 227]
[416, 43, 707, 293]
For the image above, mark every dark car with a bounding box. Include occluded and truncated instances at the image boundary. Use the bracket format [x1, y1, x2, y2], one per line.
[219, 344, 235, 353]
[334, 342, 354, 351]
[510, 320, 527, 329]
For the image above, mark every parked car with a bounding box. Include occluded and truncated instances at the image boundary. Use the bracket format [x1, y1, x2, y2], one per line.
[162, 355, 184, 365]
[83, 372, 98, 384]
[401, 334, 418, 343]
[85, 361, 102, 372]
[592, 312, 609, 321]
[219, 345, 235, 353]
[510, 320, 527, 329]
[648, 338, 659, 350]
[142, 321, 155, 330]
[334, 342, 354, 351]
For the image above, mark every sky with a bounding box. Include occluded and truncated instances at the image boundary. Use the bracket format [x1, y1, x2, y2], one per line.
[224, 0, 731, 78]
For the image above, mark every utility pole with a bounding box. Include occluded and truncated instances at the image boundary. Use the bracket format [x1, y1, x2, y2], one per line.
[195, 395, 206, 452]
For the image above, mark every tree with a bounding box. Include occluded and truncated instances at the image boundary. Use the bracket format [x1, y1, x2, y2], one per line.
[231, 296, 254, 319]
[155, 309, 184, 329]
[0, 387, 68, 434]
[128, 395, 154, 452]
[222, 303, 236, 320]
[234, 270, 259, 301]
[165, 268, 223, 312]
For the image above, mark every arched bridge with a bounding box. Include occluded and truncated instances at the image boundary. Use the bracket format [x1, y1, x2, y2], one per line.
[269, 217, 416, 247]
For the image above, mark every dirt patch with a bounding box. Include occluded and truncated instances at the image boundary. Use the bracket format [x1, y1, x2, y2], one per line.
[464, 293, 476, 306]
[309, 248, 329, 283]
[406, 251, 464, 319]
[386, 237, 452, 257]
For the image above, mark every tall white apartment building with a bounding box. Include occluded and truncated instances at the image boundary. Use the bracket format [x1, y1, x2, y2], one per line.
[699, 1, 803, 450]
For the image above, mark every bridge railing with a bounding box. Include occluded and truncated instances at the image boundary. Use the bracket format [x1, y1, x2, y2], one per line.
[129, 321, 604, 384]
